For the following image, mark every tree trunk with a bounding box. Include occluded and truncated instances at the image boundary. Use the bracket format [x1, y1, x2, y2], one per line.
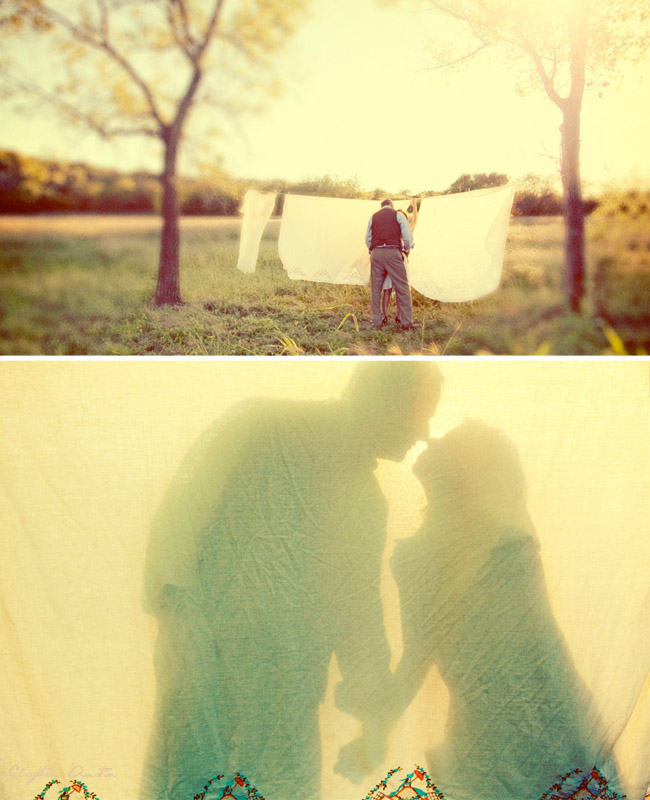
[560, 106, 585, 313]
[560, 0, 589, 313]
[155, 130, 182, 305]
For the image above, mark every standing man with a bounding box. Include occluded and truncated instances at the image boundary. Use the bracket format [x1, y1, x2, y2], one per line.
[141, 362, 442, 800]
[366, 199, 416, 330]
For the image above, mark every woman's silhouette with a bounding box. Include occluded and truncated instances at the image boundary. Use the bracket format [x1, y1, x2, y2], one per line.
[388, 420, 619, 800]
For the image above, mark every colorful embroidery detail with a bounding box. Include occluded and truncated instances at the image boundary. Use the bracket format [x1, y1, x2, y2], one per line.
[58, 782, 98, 800]
[33, 781, 98, 800]
[539, 767, 625, 800]
[366, 765, 445, 799]
[192, 773, 264, 800]
[33, 780, 59, 799]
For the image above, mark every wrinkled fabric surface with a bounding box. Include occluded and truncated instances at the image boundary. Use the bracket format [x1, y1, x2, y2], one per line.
[240, 187, 513, 301]
[1, 361, 648, 800]
[235, 190, 277, 273]
[408, 185, 515, 302]
[143, 398, 391, 800]
[278, 194, 380, 285]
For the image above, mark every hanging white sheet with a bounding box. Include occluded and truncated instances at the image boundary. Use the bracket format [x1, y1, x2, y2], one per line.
[271, 186, 513, 301]
[236, 190, 277, 273]
[277, 194, 377, 285]
[408, 184, 515, 302]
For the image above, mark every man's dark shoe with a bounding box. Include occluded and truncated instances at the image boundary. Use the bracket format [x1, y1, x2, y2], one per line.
[400, 322, 417, 331]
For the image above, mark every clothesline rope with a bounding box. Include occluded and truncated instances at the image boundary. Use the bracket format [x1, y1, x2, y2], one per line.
[236, 185, 515, 301]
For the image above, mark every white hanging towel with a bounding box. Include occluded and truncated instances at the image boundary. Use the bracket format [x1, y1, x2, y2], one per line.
[236, 190, 277, 273]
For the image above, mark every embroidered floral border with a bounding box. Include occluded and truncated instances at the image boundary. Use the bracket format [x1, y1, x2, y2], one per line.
[32, 765, 625, 800]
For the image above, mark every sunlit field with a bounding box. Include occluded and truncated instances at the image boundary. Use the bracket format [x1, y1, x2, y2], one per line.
[0, 215, 648, 356]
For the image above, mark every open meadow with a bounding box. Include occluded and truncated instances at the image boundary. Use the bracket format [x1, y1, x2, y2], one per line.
[0, 214, 648, 356]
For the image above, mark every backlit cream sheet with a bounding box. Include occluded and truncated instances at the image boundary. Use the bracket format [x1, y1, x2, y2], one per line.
[238, 187, 514, 301]
[1, 360, 647, 800]
[236, 190, 277, 273]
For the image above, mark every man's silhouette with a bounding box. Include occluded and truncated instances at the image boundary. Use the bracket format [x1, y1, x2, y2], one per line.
[141, 362, 442, 800]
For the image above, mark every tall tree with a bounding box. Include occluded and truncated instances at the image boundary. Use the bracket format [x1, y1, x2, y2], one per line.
[406, 0, 649, 311]
[0, 0, 305, 304]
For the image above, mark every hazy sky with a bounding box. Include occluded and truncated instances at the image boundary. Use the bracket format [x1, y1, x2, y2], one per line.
[1, 0, 649, 193]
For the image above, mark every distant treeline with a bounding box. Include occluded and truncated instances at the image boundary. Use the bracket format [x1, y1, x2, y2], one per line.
[0, 151, 594, 216]
[0, 150, 241, 215]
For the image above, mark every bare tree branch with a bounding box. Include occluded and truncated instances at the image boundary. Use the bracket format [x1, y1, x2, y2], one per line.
[34, 2, 165, 128]
[426, 0, 476, 26]
[173, 0, 196, 53]
[418, 41, 489, 70]
[170, 0, 227, 132]
[166, 0, 194, 61]
[521, 36, 566, 108]
[195, 0, 227, 64]
[426, 0, 494, 46]
[102, 125, 160, 137]
[4, 69, 160, 138]
[96, 0, 110, 43]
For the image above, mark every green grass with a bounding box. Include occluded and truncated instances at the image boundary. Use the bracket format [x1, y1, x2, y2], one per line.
[0, 215, 648, 355]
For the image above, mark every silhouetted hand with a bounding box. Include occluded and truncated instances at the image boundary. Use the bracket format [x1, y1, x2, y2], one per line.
[334, 728, 387, 784]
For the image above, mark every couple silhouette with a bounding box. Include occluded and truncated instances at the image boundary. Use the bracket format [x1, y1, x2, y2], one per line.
[141, 363, 617, 800]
